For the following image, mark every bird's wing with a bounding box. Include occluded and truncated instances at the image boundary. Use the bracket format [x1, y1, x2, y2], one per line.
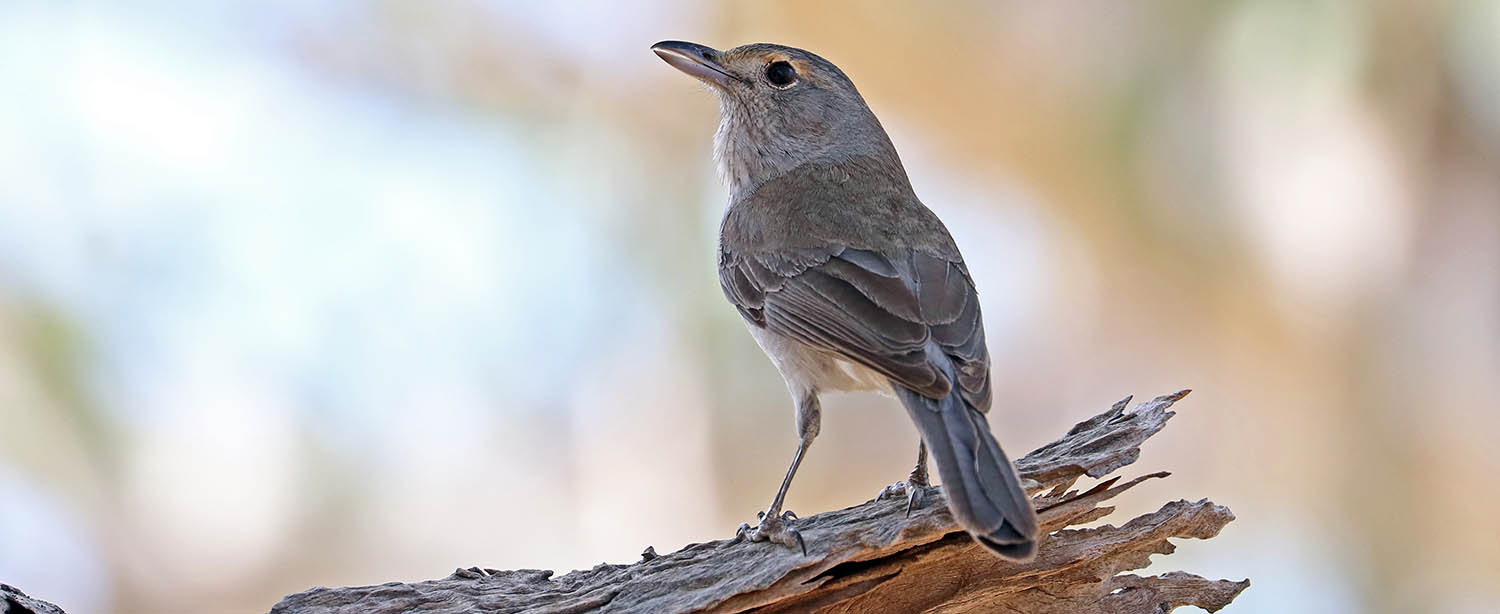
[719, 245, 992, 410]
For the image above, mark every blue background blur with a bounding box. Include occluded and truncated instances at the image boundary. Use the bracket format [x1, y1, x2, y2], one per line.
[2, 2, 1498, 612]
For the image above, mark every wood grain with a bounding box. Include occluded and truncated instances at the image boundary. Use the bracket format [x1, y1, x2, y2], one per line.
[271, 391, 1248, 614]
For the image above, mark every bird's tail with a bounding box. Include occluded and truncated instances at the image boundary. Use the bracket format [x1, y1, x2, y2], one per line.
[894, 381, 1039, 560]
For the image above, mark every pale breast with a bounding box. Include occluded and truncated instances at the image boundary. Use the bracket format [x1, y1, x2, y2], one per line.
[748, 325, 893, 398]
[827, 357, 895, 396]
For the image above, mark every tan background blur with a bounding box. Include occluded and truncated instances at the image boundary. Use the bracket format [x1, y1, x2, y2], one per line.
[2, 2, 1497, 613]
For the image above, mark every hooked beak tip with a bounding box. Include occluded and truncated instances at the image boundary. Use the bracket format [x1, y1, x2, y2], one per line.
[652, 40, 737, 89]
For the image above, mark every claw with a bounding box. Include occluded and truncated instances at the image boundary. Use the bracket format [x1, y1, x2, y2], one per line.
[904, 485, 924, 517]
[733, 522, 753, 543]
[762, 521, 805, 555]
[877, 483, 903, 501]
[734, 510, 808, 555]
[879, 472, 932, 517]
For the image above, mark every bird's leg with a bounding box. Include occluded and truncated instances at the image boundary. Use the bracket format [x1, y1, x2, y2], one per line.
[736, 392, 819, 555]
[878, 441, 932, 516]
[904, 441, 931, 515]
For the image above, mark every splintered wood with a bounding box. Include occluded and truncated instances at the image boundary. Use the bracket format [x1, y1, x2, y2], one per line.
[273, 391, 1248, 614]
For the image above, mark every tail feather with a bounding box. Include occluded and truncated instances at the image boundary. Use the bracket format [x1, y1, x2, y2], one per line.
[895, 380, 1038, 560]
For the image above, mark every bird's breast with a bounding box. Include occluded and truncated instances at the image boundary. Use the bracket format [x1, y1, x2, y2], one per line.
[747, 325, 893, 398]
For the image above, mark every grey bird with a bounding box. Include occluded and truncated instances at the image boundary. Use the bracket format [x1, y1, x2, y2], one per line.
[652, 40, 1039, 560]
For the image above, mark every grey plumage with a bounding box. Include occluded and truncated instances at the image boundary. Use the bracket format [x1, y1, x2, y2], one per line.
[653, 40, 1038, 559]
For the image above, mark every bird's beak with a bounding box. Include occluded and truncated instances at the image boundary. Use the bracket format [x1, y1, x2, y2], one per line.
[652, 40, 739, 89]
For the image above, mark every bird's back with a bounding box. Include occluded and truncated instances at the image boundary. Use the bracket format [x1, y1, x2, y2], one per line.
[721, 156, 962, 261]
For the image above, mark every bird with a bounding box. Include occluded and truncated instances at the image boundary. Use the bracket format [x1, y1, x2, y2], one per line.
[651, 40, 1039, 560]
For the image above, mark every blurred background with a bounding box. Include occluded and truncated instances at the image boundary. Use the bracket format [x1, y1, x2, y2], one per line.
[1, 1, 1497, 612]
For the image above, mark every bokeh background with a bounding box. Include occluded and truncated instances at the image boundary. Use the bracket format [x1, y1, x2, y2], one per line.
[2, 1, 1497, 612]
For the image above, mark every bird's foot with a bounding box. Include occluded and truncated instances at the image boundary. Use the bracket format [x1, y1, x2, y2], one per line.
[734, 509, 806, 555]
[877, 468, 931, 517]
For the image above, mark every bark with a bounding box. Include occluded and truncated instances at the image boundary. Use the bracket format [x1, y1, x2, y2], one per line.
[272, 390, 1247, 613]
[1, 584, 68, 614]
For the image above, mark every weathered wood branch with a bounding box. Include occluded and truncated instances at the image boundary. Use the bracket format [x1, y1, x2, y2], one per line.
[272, 390, 1248, 613]
[1, 583, 67, 614]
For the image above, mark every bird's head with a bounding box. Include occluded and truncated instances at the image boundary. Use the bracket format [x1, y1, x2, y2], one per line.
[652, 41, 901, 198]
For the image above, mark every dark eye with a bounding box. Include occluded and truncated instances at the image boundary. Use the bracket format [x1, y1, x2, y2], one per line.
[765, 61, 797, 87]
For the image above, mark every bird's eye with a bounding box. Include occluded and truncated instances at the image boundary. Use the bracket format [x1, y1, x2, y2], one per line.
[765, 61, 797, 87]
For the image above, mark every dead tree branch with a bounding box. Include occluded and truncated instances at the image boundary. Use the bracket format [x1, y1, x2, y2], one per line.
[272, 390, 1248, 613]
[1, 583, 68, 614]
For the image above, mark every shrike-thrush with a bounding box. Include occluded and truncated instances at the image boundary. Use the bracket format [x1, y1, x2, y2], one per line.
[652, 40, 1039, 560]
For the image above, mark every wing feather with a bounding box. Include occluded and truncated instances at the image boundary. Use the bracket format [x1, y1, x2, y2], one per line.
[719, 245, 991, 406]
